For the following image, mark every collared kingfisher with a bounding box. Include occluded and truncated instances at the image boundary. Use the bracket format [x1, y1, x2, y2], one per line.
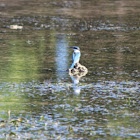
[70, 46, 81, 69]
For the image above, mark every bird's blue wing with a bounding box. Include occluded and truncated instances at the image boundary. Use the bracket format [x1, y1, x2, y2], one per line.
[72, 52, 74, 62]
[70, 52, 81, 69]
[73, 52, 81, 64]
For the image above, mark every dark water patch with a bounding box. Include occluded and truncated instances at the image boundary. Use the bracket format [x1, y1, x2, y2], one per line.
[1, 15, 140, 33]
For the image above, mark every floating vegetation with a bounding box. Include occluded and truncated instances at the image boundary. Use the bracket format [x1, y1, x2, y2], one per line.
[9, 25, 23, 30]
[0, 79, 139, 139]
[0, 111, 64, 139]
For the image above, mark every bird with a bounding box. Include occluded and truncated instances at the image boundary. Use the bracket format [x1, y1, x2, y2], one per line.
[69, 46, 81, 69]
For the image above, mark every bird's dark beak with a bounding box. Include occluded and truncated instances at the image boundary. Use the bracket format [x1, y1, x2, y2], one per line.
[69, 47, 74, 49]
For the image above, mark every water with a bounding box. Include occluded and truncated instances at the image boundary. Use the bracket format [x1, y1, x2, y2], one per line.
[0, 0, 140, 139]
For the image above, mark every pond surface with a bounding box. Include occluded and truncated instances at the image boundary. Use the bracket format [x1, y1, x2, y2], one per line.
[0, 0, 140, 139]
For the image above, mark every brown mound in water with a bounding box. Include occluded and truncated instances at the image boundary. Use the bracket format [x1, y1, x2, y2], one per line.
[69, 63, 88, 76]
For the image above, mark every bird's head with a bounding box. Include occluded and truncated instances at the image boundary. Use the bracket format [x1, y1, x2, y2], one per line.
[70, 46, 80, 51]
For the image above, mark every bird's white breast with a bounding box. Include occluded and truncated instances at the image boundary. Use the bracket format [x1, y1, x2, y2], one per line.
[74, 50, 80, 53]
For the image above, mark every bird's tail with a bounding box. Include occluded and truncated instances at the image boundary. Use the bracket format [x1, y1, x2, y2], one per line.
[70, 63, 75, 69]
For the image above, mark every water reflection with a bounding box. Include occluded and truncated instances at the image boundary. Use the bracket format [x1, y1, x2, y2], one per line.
[55, 34, 69, 80]
[70, 69, 88, 95]
[70, 75, 81, 95]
